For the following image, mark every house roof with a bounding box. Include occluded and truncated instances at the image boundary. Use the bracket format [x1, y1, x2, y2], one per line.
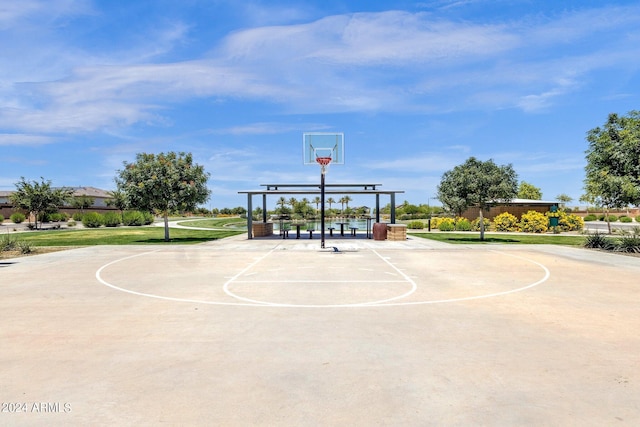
[0, 187, 112, 199]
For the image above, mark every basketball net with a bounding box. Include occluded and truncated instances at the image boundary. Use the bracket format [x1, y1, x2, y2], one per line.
[316, 156, 332, 174]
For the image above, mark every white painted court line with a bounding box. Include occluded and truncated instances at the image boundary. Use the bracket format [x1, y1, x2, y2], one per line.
[96, 248, 550, 308]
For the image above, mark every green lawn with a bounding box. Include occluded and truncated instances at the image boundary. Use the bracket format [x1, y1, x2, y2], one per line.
[410, 232, 585, 246]
[176, 218, 247, 228]
[12, 226, 243, 246]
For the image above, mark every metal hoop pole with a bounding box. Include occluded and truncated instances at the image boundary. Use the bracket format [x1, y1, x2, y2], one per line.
[320, 168, 326, 249]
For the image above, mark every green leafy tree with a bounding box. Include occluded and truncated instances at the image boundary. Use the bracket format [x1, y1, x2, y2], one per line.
[10, 177, 72, 230]
[517, 181, 542, 200]
[115, 152, 210, 241]
[555, 193, 573, 209]
[107, 189, 129, 222]
[71, 195, 95, 214]
[437, 157, 518, 240]
[584, 111, 640, 233]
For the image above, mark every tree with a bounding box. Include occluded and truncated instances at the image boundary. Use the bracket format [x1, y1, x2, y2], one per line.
[71, 195, 95, 214]
[555, 194, 573, 209]
[107, 189, 128, 222]
[517, 181, 542, 200]
[326, 197, 336, 213]
[584, 111, 640, 233]
[437, 157, 518, 240]
[115, 152, 210, 241]
[312, 196, 321, 216]
[10, 177, 72, 229]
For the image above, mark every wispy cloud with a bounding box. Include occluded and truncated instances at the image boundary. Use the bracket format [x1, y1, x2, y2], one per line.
[2, 3, 639, 136]
[0, 134, 56, 146]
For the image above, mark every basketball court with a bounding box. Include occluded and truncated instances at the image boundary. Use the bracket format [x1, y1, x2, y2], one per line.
[1, 234, 640, 425]
[2, 134, 640, 425]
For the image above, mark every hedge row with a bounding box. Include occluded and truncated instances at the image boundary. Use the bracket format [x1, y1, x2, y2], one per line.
[81, 211, 155, 228]
[412, 210, 584, 233]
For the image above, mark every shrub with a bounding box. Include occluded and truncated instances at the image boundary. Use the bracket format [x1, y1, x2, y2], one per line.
[493, 212, 518, 232]
[583, 232, 614, 250]
[437, 217, 455, 231]
[620, 216, 632, 223]
[142, 211, 155, 225]
[72, 212, 84, 221]
[123, 210, 145, 226]
[82, 212, 104, 228]
[67, 220, 76, 227]
[455, 217, 472, 231]
[430, 217, 445, 229]
[17, 240, 32, 254]
[103, 212, 121, 227]
[49, 212, 65, 222]
[584, 214, 597, 221]
[614, 227, 640, 253]
[606, 215, 618, 222]
[559, 212, 584, 232]
[0, 214, 4, 223]
[10, 212, 26, 224]
[519, 210, 548, 233]
[471, 217, 491, 232]
[407, 221, 424, 229]
[636, 215, 640, 223]
[0, 234, 18, 251]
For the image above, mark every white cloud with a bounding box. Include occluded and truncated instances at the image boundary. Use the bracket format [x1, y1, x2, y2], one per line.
[0, 134, 56, 146]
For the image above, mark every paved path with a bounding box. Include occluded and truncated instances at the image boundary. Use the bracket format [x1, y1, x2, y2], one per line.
[1, 233, 639, 426]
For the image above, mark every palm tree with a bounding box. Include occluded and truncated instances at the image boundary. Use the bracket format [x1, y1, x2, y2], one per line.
[327, 197, 335, 213]
[339, 196, 348, 215]
[276, 197, 287, 214]
[343, 195, 352, 211]
[288, 197, 297, 209]
[313, 196, 321, 216]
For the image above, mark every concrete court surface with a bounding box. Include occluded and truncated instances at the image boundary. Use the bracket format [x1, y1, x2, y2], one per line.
[1, 233, 639, 426]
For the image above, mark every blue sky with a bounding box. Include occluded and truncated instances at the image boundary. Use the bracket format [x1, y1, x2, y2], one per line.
[1, 0, 639, 210]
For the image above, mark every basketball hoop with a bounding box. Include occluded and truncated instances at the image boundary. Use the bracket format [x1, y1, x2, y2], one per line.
[316, 156, 332, 166]
[316, 156, 332, 174]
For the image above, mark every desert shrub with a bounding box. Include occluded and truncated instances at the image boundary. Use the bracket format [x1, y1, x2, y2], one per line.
[0, 214, 4, 223]
[620, 216, 632, 223]
[598, 214, 606, 221]
[636, 215, 640, 223]
[407, 221, 424, 229]
[37, 212, 51, 223]
[558, 212, 584, 232]
[455, 217, 472, 231]
[430, 217, 445, 229]
[606, 215, 618, 222]
[17, 240, 32, 254]
[583, 232, 614, 250]
[0, 234, 18, 251]
[82, 212, 103, 228]
[614, 227, 640, 253]
[142, 211, 155, 225]
[103, 212, 121, 227]
[67, 220, 76, 227]
[519, 210, 548, 233]
[49, 212, 65, 222]
[123, 210, 145, 226]
[72, 212, 84, 221]
[471, 217, 491, 232]
[583, 214, 597, 221]
[493, 212, 518, 232]
[437, 217, 455, 231]
[10, 212, 25, 224]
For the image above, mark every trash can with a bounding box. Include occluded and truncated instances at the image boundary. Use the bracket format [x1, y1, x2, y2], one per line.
[373, 222, 387, 241]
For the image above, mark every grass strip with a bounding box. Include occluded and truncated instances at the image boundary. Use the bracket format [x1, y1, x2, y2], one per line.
[12, 227, 243, 246]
